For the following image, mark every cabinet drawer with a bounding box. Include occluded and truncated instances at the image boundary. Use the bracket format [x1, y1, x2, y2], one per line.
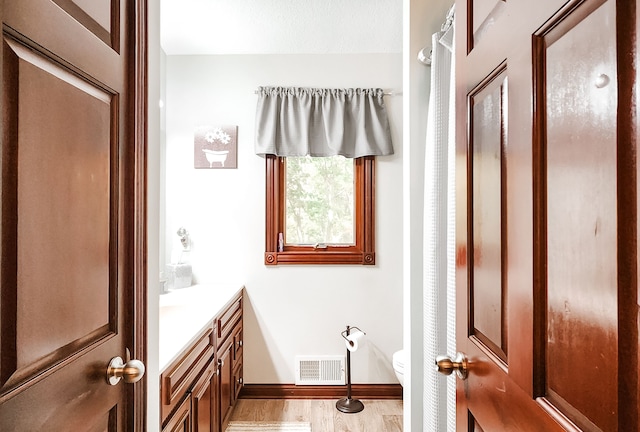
[216, 296, 242, 348]
[161, 325, 214, 422]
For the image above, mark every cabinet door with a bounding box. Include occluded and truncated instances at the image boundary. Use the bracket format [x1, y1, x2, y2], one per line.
[233, 362, 243, 402]
[162, 395, 192, 432]
[192, 360, 218, 432]
[231, 318, 243, 402]
[218, 340, 234, 430]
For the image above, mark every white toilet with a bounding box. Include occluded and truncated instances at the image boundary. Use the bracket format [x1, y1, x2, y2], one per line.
[392, 350, 405, 386]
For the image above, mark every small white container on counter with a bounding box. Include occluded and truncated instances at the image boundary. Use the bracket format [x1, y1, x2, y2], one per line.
[166, 263, 192, 289]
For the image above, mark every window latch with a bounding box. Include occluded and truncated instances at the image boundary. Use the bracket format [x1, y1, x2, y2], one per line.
[314, 243, 328, 250]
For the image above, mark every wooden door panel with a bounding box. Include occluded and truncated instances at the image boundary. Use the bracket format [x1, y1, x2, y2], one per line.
[1, 34, 116, 392]
[52, 0, 119, 48]
[0, 29, 123, 428]
[472, 0, 503, 31]
[4, 0, 124, 90]
[537, 1, 618, 430]
[0, 349, 123, 430]
[470, 414, 485, 432]
[457, 352, 567, 431]
[470, 67, 508, 362]
[470, 0, 507, 50]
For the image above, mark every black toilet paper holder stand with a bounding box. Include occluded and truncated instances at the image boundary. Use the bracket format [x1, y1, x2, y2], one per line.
[336, 325, 366, 414]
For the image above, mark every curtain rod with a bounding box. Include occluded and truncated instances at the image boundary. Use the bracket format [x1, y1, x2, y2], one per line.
[417, 47, 432, 66]
[253, 90, 399, 96]
[418, 4, 455, 66]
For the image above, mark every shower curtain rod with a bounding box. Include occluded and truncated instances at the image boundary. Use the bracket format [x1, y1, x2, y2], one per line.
[418, 4, 455, 66]
[441, 4, 455, 33]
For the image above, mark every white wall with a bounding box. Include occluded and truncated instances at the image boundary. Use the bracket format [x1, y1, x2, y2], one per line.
[163, 54, 403, 385]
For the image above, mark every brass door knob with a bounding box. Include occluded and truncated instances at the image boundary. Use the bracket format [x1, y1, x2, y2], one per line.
[106, 356, 146, 385]
[435, 352, 468, 380]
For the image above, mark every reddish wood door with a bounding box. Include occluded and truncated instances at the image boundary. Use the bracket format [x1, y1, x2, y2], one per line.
[0, 0, 146, 430]
[455, 0, 638, 430]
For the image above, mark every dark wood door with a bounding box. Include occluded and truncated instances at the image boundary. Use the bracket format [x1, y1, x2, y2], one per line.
[0, 0, 147, 430]
[455, 0, 638, 430]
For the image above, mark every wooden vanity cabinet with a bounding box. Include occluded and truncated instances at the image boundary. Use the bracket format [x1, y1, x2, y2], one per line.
[161, 290, 243, 432]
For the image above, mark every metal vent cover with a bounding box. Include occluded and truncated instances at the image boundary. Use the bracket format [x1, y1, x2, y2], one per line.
[295, 355, 345, 385]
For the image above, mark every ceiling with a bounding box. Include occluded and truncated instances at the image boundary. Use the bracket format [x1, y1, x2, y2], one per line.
[160, 0, 403, 55]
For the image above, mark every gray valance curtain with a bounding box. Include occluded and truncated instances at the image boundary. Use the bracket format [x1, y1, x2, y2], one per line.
[254, 86, 394, 158]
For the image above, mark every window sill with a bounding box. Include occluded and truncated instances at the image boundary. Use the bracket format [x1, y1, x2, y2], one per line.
[264, 250, 375, 265]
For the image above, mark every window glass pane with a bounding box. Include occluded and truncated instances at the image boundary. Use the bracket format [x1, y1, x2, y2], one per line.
[285, 156, 354, 245]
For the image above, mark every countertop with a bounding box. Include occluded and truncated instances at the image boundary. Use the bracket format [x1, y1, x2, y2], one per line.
[159, 283, 244, 373]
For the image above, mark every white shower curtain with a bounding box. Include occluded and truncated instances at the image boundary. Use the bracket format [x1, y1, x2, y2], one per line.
[423, 8, 456, 432]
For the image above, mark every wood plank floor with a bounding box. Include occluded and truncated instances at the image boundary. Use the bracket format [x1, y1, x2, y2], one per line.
[229, 399, 403, 432]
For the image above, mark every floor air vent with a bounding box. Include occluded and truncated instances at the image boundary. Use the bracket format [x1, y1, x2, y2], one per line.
[295, 355, 345, 385]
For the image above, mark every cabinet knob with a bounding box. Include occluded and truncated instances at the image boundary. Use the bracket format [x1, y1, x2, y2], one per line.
[237, 377, 243, 385]
[218, 358, 224, 368]
[237, 340, 243, 348]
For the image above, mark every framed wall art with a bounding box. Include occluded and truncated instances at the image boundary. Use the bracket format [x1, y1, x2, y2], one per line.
[194, 125, 238, 169]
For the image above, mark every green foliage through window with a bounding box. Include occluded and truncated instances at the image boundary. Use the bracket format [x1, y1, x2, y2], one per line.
[285, 156, 354, 245]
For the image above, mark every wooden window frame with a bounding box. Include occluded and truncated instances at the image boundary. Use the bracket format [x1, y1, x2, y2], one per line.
[264, 154, 375, 265]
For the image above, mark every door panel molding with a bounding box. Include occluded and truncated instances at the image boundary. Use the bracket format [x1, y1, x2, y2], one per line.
[1, 33, 120, 396]
[469, 0, 507, 53]
[468, 64, 509, 364]
[533, 1, 621, 430]
[52, 0, 120, 50]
